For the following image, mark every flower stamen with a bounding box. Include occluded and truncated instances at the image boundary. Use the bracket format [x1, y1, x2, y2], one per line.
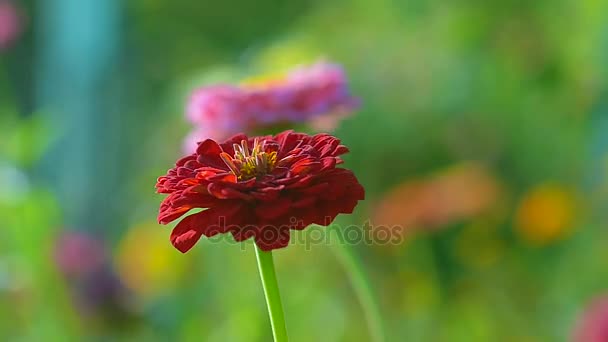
[223, 139, 278, 180]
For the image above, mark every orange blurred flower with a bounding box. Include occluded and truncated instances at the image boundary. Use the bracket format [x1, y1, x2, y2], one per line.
[373, 162, 502, 239]
[515, 183, 577, 246]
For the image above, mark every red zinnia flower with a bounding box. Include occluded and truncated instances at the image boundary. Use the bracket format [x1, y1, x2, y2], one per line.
[156, 130, 365, 252]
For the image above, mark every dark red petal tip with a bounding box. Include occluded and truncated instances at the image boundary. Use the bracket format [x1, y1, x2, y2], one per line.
[170, 213, 206, 253]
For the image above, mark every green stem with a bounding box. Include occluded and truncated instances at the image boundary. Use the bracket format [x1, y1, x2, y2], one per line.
[255, 245, 289, 342]
[333, 240, 386, 342]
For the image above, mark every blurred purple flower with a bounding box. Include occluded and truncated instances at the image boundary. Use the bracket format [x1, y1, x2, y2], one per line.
[54, 231, 136, 323]
[573, 295, 608, 342]
[184, 61, 359, 153]
[54, 231, 106, 278]
[0, 1, 21, 51]
[77, 267, 134, 319]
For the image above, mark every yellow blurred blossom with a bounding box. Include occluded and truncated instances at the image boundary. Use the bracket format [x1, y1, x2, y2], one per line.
[115, 222, 188, 297]
[399, 271, 440, 315]
[252, 35, 322, 74]
[455, 221, 505, 269]
[515, 183, 577, 246]
[239, 73, 286, 89]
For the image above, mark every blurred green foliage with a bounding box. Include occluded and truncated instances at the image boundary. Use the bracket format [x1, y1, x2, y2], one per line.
[1, 0, 608, 341]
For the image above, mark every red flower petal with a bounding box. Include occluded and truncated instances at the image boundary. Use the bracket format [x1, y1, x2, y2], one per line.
[208, 183, 254, 200]
[291, 196, 316, 208]
[290, 158, 321, 176]
[196, 139, 227, 170]
[255, 226, 291, 251]
[220, 133, 248, 155]
[250, 185, 284, 201]
[333, 145, 349, 156]
[320, 157, 336, 170]
[255, 197, 292, 220]
[299, 182, 330, 195]
[170, 211, 210, 253]
[159, 205, 192, 224]
[170, 202, 244, 253]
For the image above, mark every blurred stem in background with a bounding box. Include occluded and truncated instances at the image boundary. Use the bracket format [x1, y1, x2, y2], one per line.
[428, 235, 452, 302]
[3, 193, 81, 339]
[35, 0, 121, 230]
[255, 246, 289, 342]
[332, 233, 386, 342]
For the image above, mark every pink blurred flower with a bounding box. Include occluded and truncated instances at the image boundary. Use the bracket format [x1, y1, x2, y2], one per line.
[186, 85, 247, 131]
[277, 62, 359, 121]
[182, 126, 234, 160]
[0, 1, 21, 51]
[184, 61, 358, 153]
[573, 295, 608, 342]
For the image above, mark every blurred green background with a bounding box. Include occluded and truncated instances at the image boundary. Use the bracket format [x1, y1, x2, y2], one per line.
[2, 0, 608, 341]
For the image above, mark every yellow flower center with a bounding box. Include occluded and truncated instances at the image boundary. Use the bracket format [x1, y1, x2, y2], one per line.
[221, 139, 277, 180]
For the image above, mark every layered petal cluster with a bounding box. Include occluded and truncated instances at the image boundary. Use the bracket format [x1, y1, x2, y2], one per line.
[157, 130, 365, 252]
[184, 62, 359, 152]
